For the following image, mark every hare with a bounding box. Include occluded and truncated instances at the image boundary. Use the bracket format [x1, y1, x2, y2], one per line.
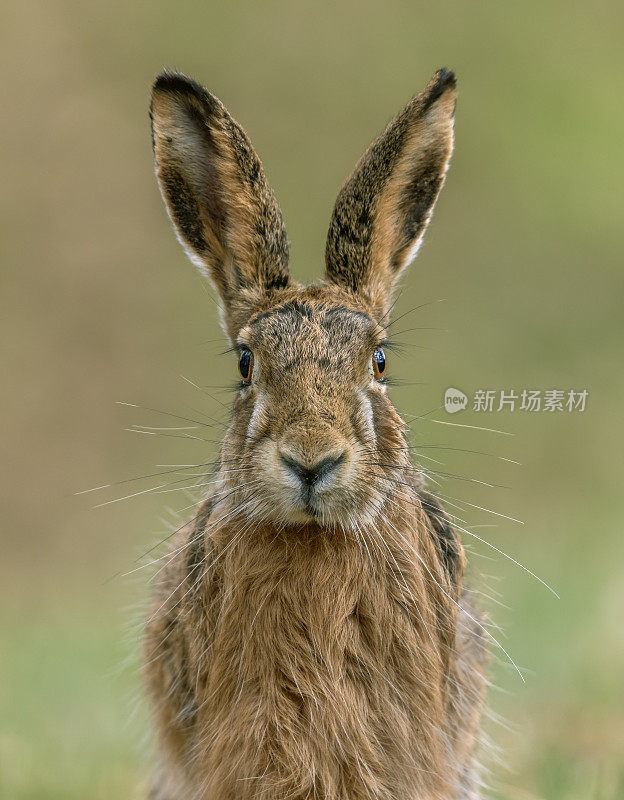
[144, 68, 488, 800]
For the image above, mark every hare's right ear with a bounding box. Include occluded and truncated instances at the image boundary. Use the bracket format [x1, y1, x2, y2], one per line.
[150, 72, 290, 341]
[325, 69, 456, 321]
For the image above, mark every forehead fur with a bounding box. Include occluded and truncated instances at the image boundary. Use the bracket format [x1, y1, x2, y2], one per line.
[230, 281, 381, 339]
[239, 285, 385, 347]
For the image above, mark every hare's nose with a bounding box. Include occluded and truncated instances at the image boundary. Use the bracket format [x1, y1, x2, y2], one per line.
[279, 452, 345, 488]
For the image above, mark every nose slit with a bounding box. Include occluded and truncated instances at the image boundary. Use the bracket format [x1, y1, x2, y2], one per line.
[280, 453, 345, 488]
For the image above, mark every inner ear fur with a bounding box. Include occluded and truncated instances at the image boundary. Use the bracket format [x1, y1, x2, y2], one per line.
[150, 72, 290, 339]
[325, 68, 456, 320]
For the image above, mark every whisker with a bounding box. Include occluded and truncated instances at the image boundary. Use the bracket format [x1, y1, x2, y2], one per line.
[362, 461, 509, 489]
[116, 400, 226, 431]
[153, 472, 256, 496]
[383, 515, 525, 682]
[376, 289, 404, 327]
[75, 483, 113, 496]
[451, 521, 559, 599]
[386, 298, 446, 329]
[76, 462, 216, 495]
[131, 424, 199, 431]
[93, 483, 169, 508]
[435, 493, 524, 525]
[180, 374, 230, 409]
[391, 444, 520, 465]
[147, 488, 263, 585]
[408, 416, 514, 437]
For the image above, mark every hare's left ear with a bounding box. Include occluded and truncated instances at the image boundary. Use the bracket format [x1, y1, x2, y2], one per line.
[150, 72, 290, 342]
[325, 69, 456, 320]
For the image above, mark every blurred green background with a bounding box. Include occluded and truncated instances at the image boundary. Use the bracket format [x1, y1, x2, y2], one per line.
[1, 1, 622, 797]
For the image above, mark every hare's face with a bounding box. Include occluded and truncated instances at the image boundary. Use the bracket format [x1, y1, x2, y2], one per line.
[150, 69, 456, 529]
[228, 290, 406, 527]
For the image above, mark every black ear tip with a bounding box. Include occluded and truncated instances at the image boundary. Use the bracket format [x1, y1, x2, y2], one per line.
[421, 67, 457, 110]
[151, 70, 208, 102]
[435, 67, 457, 90]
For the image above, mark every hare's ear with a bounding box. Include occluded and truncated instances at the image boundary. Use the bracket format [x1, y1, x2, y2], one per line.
[325, 69, 456, 320]
[150, 72, 290, 340]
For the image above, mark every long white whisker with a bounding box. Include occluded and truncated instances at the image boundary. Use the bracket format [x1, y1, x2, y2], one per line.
[451, 521, 559, 599]
[383, 515, 525, 682]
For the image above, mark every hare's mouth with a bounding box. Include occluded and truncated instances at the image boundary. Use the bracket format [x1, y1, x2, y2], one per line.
[248, 438, 362, 527]
[274, 482, 342, 524]
[277, 452, 348, 515]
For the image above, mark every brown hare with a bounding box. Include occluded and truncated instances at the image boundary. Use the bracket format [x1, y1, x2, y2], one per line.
[144, 67, 488, 800]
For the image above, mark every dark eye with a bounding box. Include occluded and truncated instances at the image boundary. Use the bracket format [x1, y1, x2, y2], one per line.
[239, 349, 254, 383]
[372, 347, 386, 380]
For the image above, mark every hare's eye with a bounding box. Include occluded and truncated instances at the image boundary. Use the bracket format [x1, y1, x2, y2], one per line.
[372, 348, 386, 380]
[239, 349, 254, 383]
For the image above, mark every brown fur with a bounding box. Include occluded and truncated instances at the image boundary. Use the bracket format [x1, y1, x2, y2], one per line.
[325, 69, 456, 320]
[145, 68, 488, 800]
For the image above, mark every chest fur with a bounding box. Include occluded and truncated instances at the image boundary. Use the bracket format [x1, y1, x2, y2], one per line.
[187, 532, 454, 800]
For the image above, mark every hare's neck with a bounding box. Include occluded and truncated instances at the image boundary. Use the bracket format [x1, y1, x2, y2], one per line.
[205, 514, 446, 653]
[195, 521, 452, 800]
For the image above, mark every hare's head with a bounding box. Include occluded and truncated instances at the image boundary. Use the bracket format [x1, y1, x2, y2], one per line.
[151, 69, 456, 530]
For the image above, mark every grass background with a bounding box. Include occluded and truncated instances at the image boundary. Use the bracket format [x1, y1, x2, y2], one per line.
[1, 0, 623, 797]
